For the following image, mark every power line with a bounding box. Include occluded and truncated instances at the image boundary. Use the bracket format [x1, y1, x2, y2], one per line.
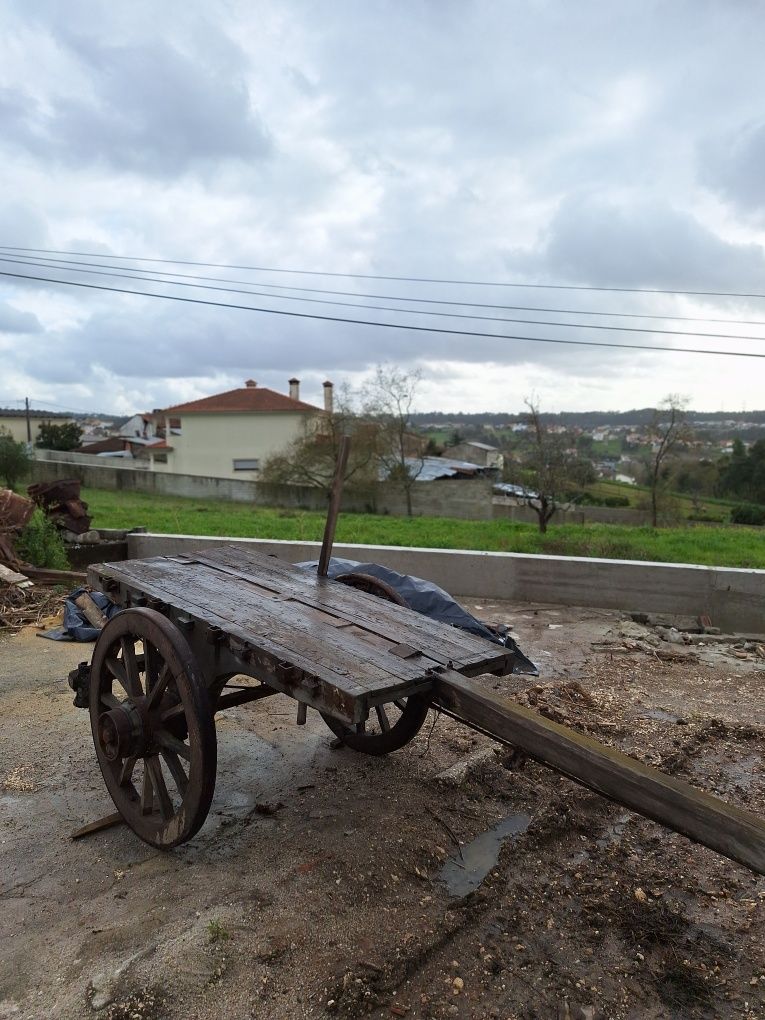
[2, 267, 765, 360]
[2, 244, 765, 300]
[2, 251, 763, 326]
[3, 254, 765, 344]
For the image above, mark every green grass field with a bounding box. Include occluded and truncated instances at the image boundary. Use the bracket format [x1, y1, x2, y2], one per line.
[82, 487, 765, 568]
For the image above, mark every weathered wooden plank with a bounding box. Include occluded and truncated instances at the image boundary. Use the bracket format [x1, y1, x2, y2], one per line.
[187, 546, 513, 673]
[104, 557, 437, 693]
[91, 563, 371, 703]
[435, 671, 765, 875]
[91, 558, 436, 701]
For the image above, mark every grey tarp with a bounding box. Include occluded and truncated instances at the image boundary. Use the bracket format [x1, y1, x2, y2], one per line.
[38, 586, 121, 642]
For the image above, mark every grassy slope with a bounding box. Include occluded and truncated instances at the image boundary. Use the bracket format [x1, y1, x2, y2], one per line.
[83, 487, 765, 568]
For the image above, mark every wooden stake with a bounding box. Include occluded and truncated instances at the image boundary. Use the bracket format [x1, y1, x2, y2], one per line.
[318, 435, 351, 578]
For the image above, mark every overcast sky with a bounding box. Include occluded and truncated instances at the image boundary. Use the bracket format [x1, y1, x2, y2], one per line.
[1, 0, 764, 417]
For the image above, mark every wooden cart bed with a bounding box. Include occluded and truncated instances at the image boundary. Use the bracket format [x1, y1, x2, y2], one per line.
[89, 546, 515, 723]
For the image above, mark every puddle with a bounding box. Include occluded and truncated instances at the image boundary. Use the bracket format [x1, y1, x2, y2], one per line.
[439, 813, 531, 898]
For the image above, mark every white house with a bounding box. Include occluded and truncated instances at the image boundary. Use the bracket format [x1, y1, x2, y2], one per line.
[147, 378, 328, 479]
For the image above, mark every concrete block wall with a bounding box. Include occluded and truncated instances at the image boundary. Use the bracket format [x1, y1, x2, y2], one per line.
[126, 532, 765, 634]
[29, 458, 493, 520]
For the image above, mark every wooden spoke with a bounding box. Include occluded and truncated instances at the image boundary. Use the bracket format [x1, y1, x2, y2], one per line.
[375, 704, 391, 731]
[119, 756, 137, 786]
[106, 655, 132, 696]
[145, 756, 173, 820]
[161, 749, 188, 796]
[394, 700, 407, 711]
[100, 691, 121, 710]
[120, 637, 142, 696]
[160, 702, 186, 723]
[140, 766, 154, 815]
[146, 663, 172, 710]
[144, 642, 163, 691]
[154, 729, 192, 761]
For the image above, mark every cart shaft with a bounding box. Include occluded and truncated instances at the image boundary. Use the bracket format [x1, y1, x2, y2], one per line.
[434, 671, 765, 875]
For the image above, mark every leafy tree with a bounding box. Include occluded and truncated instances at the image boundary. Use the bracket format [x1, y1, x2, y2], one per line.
[36, 421, 83, 451]
[718, 438, 765, 505]
[0, 428, 31, 487]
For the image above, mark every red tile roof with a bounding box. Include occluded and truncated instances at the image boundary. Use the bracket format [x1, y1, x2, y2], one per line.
[156, 386, 322, 416]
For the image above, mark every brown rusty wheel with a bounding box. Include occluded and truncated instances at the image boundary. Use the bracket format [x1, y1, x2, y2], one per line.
[89, 608, 217, 849]
[321, 571, 430, 755]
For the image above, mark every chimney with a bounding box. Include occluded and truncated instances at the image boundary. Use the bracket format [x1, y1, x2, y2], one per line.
[245, 379, 257, 388]
[289, 377, 300, 401]
[323, 380, 334, 414]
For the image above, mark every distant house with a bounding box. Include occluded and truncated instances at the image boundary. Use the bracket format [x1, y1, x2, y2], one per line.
[442, 441, 503, 472]
[147, 378, 327, 479]
[0, 408, 74, 445]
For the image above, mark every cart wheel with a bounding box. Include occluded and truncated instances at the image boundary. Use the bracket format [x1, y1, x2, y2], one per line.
[321, 571, 430, 754]
[89, 608, 217, 849]
[321, 693, 431, 755]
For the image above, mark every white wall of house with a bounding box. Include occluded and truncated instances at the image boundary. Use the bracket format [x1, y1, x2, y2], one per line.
[0, 415, 74, 445]
[151, 411, 316, 479]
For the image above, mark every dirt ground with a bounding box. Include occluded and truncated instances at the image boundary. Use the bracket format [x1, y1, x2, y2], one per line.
[1, 598, 763, 1020]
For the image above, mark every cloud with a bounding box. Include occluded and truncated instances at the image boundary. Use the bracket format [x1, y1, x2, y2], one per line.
[2, 0, 765, 415]
[511, 195, 765, 294]
[699, 119, 765, 219]
[0, 302, 42, 333]
[0, 34, 271, 178]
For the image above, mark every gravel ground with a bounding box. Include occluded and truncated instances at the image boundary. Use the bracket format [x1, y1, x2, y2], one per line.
[0, 600, 763, 1020]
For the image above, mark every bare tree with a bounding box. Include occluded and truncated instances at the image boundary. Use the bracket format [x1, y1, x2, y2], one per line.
[363, 365, 424, 517]
[517, 399, 574, 533]
[645, 395, 690, 527]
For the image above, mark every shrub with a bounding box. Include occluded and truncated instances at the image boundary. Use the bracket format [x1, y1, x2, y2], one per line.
[0, 429, 31, 488]
[730, 503, 765, 526]
[603, 495, 630, 507]
[17, 509, 70, 569]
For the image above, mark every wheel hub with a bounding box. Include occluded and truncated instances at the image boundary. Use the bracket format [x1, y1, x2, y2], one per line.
[97, 700, 146, 761]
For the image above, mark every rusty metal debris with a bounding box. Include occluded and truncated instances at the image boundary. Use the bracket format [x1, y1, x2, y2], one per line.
[0, 488, 34, 531]
[28, 478, 92, 536]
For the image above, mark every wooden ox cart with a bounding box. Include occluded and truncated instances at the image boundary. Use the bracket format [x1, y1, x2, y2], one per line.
[71, 544, 765, 875]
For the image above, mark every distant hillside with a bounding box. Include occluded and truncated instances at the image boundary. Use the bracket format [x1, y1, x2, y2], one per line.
[412, 409, 765, 428]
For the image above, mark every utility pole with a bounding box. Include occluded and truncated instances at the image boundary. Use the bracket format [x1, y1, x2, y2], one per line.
[25, 397, 32, 444]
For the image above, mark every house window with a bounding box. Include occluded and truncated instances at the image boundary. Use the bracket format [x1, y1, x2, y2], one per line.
[153, 453, 168, 464]
[233, 458, 260, 471]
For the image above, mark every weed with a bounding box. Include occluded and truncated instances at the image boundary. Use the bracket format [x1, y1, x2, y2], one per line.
[16, 509, 70, 569]
[207, 919, 229, 944]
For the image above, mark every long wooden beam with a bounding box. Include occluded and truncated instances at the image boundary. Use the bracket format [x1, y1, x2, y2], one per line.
[434, 671, 765, 875]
